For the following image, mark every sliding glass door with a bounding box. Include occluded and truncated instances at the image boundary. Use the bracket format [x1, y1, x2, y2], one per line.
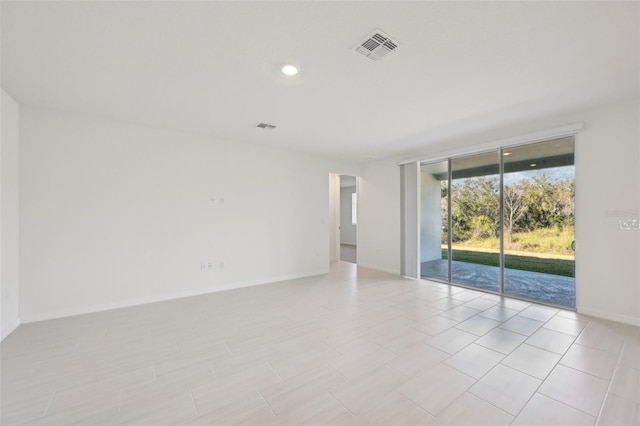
[419, 136, 576, 308]
[450, 152, 501, 293]
[502, 138, 575, 306]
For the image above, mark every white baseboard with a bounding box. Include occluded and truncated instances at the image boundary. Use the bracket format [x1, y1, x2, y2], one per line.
[401, 275, 420, 280]
[356, 262, 400, 276]
[1, 318, 21, 341]
[577, 307, 640, 327]
[21, 269, 329, 324]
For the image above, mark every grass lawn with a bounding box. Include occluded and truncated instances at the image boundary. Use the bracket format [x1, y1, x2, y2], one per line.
[451, 227, 575, 257]
[443, 249, 575, 278]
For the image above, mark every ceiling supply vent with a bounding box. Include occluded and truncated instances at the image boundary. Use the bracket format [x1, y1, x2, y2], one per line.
[256, 123, 276, 130]
[354, 29, 399, 62]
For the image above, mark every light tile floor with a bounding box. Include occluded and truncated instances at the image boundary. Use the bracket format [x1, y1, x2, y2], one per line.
[1, 262, 638, 425]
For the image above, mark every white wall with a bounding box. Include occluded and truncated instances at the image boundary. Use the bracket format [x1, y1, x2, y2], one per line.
[340, 186, 357, 245]
[573, 98, 639, 325]
[19, 107, 358, 322]
[358, 159, 401, 274]
[361, 97, 640, 325]
[1, 89, 21, 339]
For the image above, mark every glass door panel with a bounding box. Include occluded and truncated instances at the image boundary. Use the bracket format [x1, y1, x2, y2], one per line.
[450, 151, 501, 292]
[420, 161, 449, 282]
[502, 137, 576, 307]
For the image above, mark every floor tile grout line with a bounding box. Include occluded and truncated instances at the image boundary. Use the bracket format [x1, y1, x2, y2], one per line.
[567, 340, 619, 355]
[542, 322, 587, 339]
[42, 390, 56, 417]
[399, 392, 433, 416]
[258, 390, 278, 417]
[265, 362, 284, 381]
[449, 340, 548, 418]
[189, 389, 199, 416]
[398, 390, 439, 418]
[498, 354, 558, 383]
[448, 390, 515, 422]
[535, 390, 601, 419]
[594, 339, 626, 424]
[208, 361, 220, 379]
[521, 339, 572, 357]
[557, 363, 616, 382]
[507, 360, 554, 420]
[328, 391, 357, 418]
[383, 362, 417, 380]
[530, 359, 611, 418]
[224, 341, 235, 356]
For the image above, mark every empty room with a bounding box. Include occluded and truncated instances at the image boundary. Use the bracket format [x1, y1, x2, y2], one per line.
[1, 1, 639, 425]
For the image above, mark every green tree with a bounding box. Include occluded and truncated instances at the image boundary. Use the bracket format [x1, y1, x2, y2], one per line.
[451, 176, 499, 241]
[522, 174, 554, 230]
[504, 180, 527, 242]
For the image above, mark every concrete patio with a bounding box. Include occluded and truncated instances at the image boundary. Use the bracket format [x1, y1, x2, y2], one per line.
[420, 259, 575, 308]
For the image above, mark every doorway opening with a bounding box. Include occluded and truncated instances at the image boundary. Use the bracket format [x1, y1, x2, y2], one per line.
[340, 175, 358, 263]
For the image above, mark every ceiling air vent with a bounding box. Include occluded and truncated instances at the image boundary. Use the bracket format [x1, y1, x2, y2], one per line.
[256, 123, 276, 130]
[354, 29, 399, 62]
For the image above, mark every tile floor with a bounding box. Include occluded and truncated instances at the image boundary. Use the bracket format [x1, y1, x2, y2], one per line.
[1, 262, 638, 425]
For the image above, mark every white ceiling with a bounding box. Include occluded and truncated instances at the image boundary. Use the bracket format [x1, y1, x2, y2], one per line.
[2, 1, 638, 162]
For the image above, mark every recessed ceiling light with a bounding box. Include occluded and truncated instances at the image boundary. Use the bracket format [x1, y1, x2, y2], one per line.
[281, 65, 299, 76]
[530, 163, 537, 167]
[503, 152, 511, 156]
